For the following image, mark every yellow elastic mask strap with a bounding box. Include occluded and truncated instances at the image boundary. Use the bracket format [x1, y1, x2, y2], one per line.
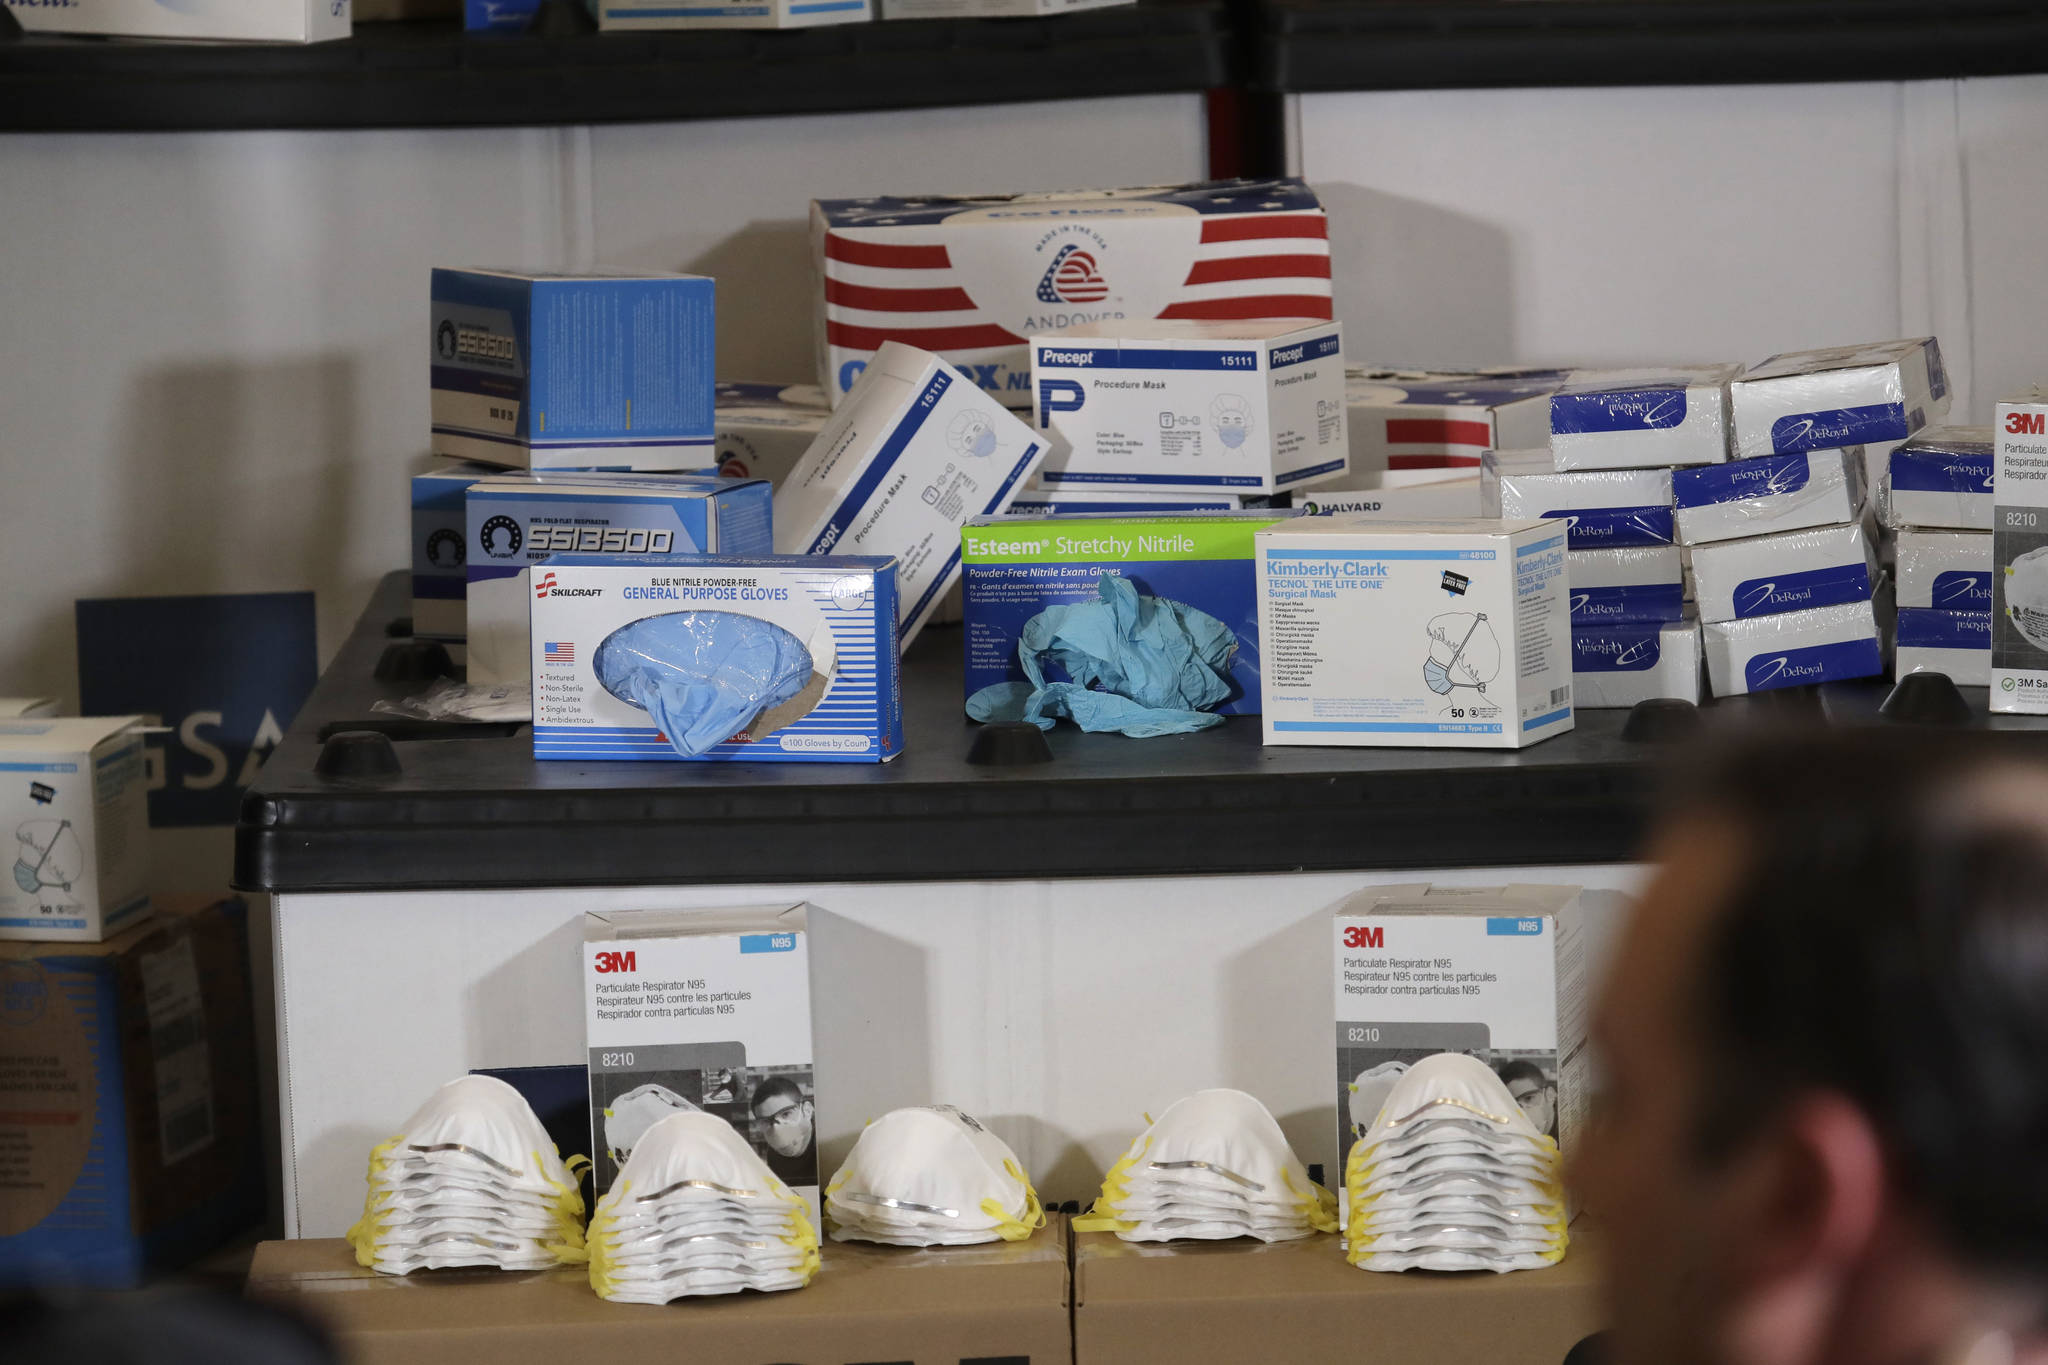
[825, 1167, 852, 1198]
[979, 1162, 1045, 1241]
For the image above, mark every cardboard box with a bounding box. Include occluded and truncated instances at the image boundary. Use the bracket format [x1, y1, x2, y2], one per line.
[4, 0, 350, 40]
[813, 179, 1331, 407]
[587, 0, 871, 27]
[1, 717, 149, 943]
[1566, 544, 1684, 625]
[1, 896, 262, 1286]
[1548, 365, 1742, 470]
[1886, 425, 1994, 531]
[884, 0, 1127, 15]
[1489, 467, 1674, 550]
[0, 699, 58, 719]
[251, 1221, 1072, 1365]
[411, 462, 498, 641]
[1703, 580, 1890, 695]
[1690, 522, 1877, 624]
[430, 269, 716, 470]
[1896, 529, 1991, 612]
[1572, 614, 1704, 708]
[1031, 319, 1348, 496]
[775, 342, 1046, 647]
[712, 382, 831, 487]
[1730, 337, 1949, 459]
[1993, 387, 2048, 710]
[1293, 477, 1482, 520]
[1896, 609, 1990, 687]
[1673, 447, 1865, 546]
[1256, 518, 1574, 749]
[585, 905, 817, 1214]
[1073, 1227, 1604, 1365]
[1337, 368, 1564, 487]
[466, 473, 774, 685]
[961, 512, 1296, 715]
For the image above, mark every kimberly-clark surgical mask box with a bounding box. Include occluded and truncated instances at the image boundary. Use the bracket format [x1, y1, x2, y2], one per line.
[1730, 338, 1949, 460]
[1567, 544, 1684, 625]
[1702, 581, 1890, 696]
[588, 0, 869, 25]
[1487, 467, 1674, 549]
[775, 342, 1045, 648]
[1548, 365, 1742, 470]
[1339, 368, 1565, 487]
[430, 268, 715, 470]
[4, 0, 350, 40]
[1256, 518, 1574, 749]
[584, 905, 819, 1220]
[1293, 477, 1481, 520]
[412, 462, 497, 642]
[1896, 609, 1990, 687]
[1993, 387, 2048, 711]
[962, 512, 1296, 715]
[467, 473, 774, 685]
[1031, 320, 1348, 496]
[1332, 883, 1591, 1220]
[1571, 614, 1704, 708]
[1, 717, 149, 942]
[1690, 522, 1876, 624]
[813, 179, 1330, 407]
[1886, 426, 1995, 531]
[1672, 447, 1864, 546]
[530, 555, 902, 764]
[1896, 529, 1991, 612]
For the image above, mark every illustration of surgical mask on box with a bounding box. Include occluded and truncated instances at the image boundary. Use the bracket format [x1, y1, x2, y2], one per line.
[1211, 393, 1254, 449]
[13, 819, 79, 893]
[948, 408, 1000, 459]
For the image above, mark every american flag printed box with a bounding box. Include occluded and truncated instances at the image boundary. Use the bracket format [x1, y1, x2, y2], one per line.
[1338, 368, 1568, 491]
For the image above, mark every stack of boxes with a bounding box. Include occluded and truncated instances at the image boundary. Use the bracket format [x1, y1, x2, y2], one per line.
[1316, 368, 1566, 519]
[1882, 427, 1993, 687]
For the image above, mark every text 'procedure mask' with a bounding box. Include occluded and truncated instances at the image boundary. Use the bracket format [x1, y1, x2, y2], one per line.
[595, 611, 826, 758]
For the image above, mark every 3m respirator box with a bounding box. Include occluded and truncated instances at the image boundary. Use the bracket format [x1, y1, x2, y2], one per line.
[1567, 544, 1684, 625]
[1332, 884, 1591, 1221]
[1548, 365, 1742, 470]
[430, 268, 716, 470]
[1896, 529, 1990, 612]
[1702, 580, 1891, 696]
[1340, 368, 1564, 487]
[775, 342, 1046, 649]
[467, 473, 774, 686]
[713, 383, 831, 487]
[586, 0, 869, 25]
[1487, 467, 1675, 549]
[1030, 319, 1348, 496]
[962, 511, 1297, 715]
[812, 179, 1331, 408]
[1896, 609, 1990, 687]
[1672, 447, 1865, 546]
[411, 462, 497, 642]
[1729, 338, 1949, 460]
[1571, 614, 1704, 708]
[584, 905, 819, 1221]
[530, 555, 902, 764]
[1993, 387, 2048, 712]
[3, 0, 350, 40]
[1690, 522, 1877, 624]
[1255, 517, 1574, 749]
[1886, 426, 1994, 531]
[1, 717, 149, 943]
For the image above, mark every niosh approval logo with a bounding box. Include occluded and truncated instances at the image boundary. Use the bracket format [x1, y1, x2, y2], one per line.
[1036, 245, 1109, 305]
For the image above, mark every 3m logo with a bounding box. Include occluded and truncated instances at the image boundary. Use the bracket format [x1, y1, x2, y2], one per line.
[592, 950, 637, 974]
[1036, 244, 1108, 305]
[535, 572, 558, 598]
[1343, 925, 1384, 949]
[2007, 411, 2046, 436]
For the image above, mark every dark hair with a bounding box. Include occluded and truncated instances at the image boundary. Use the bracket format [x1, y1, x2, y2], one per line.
[750, 1076, 805, 1112]
[1673, 729, 2048, 1276]
[1496, 1058, 1549, 1090]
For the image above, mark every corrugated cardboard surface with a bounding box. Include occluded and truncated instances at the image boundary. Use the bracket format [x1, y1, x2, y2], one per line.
[249, 1218, 1070, 1365]
[1075, 1227, 1604, 1365]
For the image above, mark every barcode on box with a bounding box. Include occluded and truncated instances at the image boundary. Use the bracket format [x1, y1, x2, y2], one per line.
[1550, 685, 1571, 707]
[140, 936, 216, 1166]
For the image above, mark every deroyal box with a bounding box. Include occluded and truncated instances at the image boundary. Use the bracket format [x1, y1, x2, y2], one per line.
[1567, 544, 1684, 624]
[467, 473, 774, 685]
[1729, 338, 1949, 459]
[430, 268, 716, 470]
[713, 383, 831, 486]
[1031, 320, 1348, 496]
[883, 0, 1127, 15]
[1, 717, 149, 943]
[1256, 518, 1574, 749]
[584, 906, 818, 1220]
[587, 0, 869, 25]
[961, 512, 1296, 715]
[1571, 614, 1704, 708]
[1292, 478, 1481, 520]
[1702, 581, 1890, 696]
[1548, 365, 1742, 470]
[813, 179, 1331, 407]
[1339, 368, 1564, 487]
[1886, 426, 1994, 531]
[1690, 522, 1877, 624]
[412, 462, 498, 642]
[530, 556, 902, 764]
[1672, 447, 1865, 546]
[3, 0, 350, 39]
[1896, 609, 1990, 686]
[1896, 529, 1991, 612]
[774, 342, 1046, 647]
[1993, 386, 2048, 712]
[1488, 467, 1674, 549]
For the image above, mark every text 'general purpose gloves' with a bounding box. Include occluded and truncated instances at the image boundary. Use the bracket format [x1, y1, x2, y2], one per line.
[595, 611, 816, 758]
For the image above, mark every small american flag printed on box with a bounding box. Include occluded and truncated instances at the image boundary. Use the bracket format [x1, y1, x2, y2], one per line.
[544, 642, 575, 664]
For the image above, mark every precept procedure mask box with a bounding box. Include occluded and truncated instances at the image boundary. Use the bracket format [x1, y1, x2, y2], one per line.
[1342, 368, 1564, 488]
[1571, 613, 1704, 708]
[1729, 338, 1949, 459]
[1993, 387, 2048, 711]
[1672, 447, 1865, 546]
[1029, 319, 1349, 497]
[1, 716, 149, 942]
[583, 905, 820, 1221]
[430, 268, 716, 470]
[713, 383, 832, 487]
[1886, 426, 1995, 531]
[1690, 522, 1877, 624]
[1547, 365, 1743, 470]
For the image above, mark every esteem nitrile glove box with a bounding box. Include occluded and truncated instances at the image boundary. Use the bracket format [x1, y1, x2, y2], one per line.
[775, 342, 1046, 648]
[1896, 529, 1991, 611]
[1031, 320, 1348, 496]
[1896, 609, 1990, 686]
[1487, 467, 1674, 549]
[1567, 545, 1684, 624]
[1702, 581, 1890, 695]
[1, 717, 149, 942]
[812, 179, 1331, 407]
[1993, 386, 2048, 711]
[4, 0, 350, 39]
[412, 462, 498, 642]
[1730, 338, 1949, 459]
[1256, 517, 1574, 749]
[1672, 447, 1865, 546]
[1548, 365, 1742, 470]
[1339, 368, 1565, 486]
[1690, 522, 1876, 624]
[430, 268, 716, 470]
[587, 0, 870, 25]
[713, 382, 831, 487]
[1886, 426, 1995, 531]
[1571, 614, 1704, 708]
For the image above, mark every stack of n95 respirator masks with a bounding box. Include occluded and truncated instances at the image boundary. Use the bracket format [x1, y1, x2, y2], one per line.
[1344, 1053, 1567, 1274]
[1076, 1089, 1339, 1243]
[587, 1111, 820, 1303]
[347, 1075, 590, 1275]
[824, 1105, 1045, 1246]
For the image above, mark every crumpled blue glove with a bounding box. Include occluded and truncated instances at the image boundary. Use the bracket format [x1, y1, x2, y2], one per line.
[595, 611, 816, 758]
[965, 574, 1236, 737]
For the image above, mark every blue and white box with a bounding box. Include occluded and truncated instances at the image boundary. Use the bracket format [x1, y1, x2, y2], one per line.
[1571, 614, 1704, 708]
[467, 473, 774, 685]
[430, 268, 716, 470]
[775, 342, 1046, 649]
[0, 716, 149, 942]
[1567, 545, 1685, 624]
[1003, 488, 1242, 515]
[713, 382, 831, 487]
[1293, 477, 1482, 520]
[1895, 609, 1990, 686]
[1691, 522, 1876, 624]
[1030, 319, 1349, 497]
[587, 0, 871, 27]
[530, 556, 902, 764]
[412, 462, 498, 642]
[1703, 581, 1890, 696]
[1885, 426, 1994, 531]
[1487, 467, 1674, 549]
[1548, 364, 1742, 470]
[1730, 338, 1949, 460]
[1672, 447, 1864, 546]
[1896, 529, 1991, 611]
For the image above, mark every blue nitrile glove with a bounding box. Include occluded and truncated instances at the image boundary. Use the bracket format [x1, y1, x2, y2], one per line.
[595, 611, 815, 758]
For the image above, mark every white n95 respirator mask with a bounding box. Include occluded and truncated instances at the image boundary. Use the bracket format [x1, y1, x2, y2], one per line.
[825, 1104, 1044, 1246]
[2007, 546, 2048, 652]
[604, 1083, 702, 1167]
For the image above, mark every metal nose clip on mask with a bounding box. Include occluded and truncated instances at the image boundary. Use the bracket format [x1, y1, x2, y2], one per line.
[824, 1105, 1044, 1246]
[1345, 1053, 1568, 1274]
[593, 610, 831, 759]
[1076, 1088, 1339, 1243]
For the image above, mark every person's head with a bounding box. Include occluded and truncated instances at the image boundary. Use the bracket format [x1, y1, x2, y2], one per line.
[1497, 1058, 1556, 1137]
[1581, 730, 2048, 1365]
[750, 1076, 813, 1158]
